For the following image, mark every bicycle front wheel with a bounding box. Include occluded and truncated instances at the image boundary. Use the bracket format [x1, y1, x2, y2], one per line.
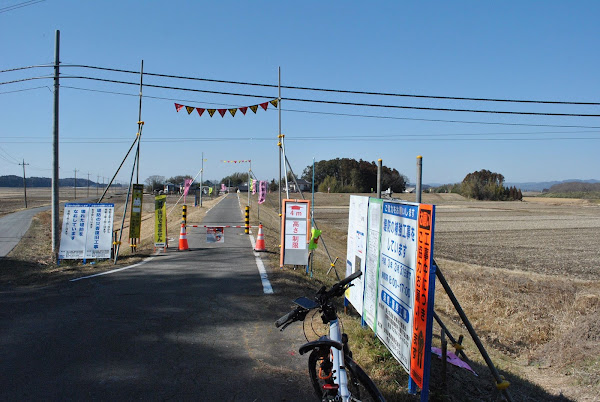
[308, 350, 384, 401]
[345, 356, 385, 402]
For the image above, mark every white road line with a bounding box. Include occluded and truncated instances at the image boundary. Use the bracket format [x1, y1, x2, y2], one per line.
[69, 256, 156, 282]
[249, 228, 274, 294]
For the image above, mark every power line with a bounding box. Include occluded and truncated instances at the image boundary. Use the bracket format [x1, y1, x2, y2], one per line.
[0, 76, 53, 86]
[62, 84, 600, 129]
[60, 75, 600, 118]
[0, 86, 50, 95]
[0, 0, 45, 14]
[60, 63, 600, 106]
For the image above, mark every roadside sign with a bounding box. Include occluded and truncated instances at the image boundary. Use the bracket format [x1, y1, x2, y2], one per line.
[206, 227, 224, 243]
[59, 203, 114, 259]
[280, 199, 310, 266]
[154, 195, 167, 248]
[129, 184, 144, 239]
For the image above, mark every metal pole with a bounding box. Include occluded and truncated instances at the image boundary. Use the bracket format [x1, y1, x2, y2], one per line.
[248, 160, 251, 207]
[377, 158, 382, 198]
[51, 29, 60, 258]
[114, 146, 139, 264]
[136, 60, 143, 185]
[98, 136, 139, 203]
[434, 260, 513, 401]
[416, 155, 422, 204]
[87, 172, 90, 198]
[200, 152, 204, 207]
[278, 67, 282, 217]
[20, 159, 28, 208]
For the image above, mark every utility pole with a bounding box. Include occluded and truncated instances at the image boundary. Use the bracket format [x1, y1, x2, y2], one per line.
[200, 152, 204, 207]
[96, 174, 100, 196]
[19, 159, 29, 208]
[51, 29, 60, 259]
[87, 172, 90, 198]
[74, 168, 78, 200]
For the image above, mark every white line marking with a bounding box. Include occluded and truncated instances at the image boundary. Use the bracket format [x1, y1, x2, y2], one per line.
[249, 229, 273, 294]
[69, 256, 156, 282]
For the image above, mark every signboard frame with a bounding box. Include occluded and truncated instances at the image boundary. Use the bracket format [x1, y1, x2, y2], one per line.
[280, 199, 311, 267]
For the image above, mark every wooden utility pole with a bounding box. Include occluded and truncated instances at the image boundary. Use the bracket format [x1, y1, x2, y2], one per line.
[51, 29, 60, 258]
[19, 159, 29, 208]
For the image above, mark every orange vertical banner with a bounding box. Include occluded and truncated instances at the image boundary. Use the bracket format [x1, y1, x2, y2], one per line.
[410, 204, 435, 390]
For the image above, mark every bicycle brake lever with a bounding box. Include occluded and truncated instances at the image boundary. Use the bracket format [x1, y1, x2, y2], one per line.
[279, 321, 292, 331]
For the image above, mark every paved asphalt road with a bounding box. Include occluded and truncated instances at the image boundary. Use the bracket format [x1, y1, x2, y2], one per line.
[0, 206, 49, 257]
[1, 194, 315, 400]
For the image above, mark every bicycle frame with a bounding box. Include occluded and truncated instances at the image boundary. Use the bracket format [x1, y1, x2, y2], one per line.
[329, 318, 351, 400]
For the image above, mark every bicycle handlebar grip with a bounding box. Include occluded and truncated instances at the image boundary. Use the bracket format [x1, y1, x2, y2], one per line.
[275, 306, 302, 328]
[337, 270, 363, 289]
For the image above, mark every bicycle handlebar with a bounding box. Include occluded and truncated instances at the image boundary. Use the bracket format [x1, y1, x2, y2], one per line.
[275, 271, 363, 330]
[275, 306, 304, 328]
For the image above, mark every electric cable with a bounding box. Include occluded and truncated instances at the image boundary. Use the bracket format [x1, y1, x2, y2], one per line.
[61, 85, 600, 129]
[59, 63, 600, 106]
[59, 75, 600, 117]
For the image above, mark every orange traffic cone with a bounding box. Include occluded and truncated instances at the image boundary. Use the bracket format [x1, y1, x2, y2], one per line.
[178, 223, 189, 251]
[254, 224, 266, 252]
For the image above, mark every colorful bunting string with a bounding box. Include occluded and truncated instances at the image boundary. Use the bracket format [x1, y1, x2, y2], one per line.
[221, 160, 251, 163]
[174, 98, 278, 118]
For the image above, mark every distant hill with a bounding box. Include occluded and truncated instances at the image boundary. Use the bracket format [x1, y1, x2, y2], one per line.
[0, 175, 123, 187]
[504, 179, 600, 192]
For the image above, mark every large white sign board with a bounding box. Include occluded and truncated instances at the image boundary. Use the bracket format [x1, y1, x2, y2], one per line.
[345, 195, 369, 314]
[363, 198, 382, 331]
[376, 201, 419, 372]
[59, 203, 114, 259]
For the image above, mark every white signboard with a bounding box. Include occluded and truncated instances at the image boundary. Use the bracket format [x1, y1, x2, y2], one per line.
[363, 198, 383, 331]
[345, 195, 369, 314]
[281, 200, 310, 265]
[376, 201, 419, 372]
[59, 203, 114, 259]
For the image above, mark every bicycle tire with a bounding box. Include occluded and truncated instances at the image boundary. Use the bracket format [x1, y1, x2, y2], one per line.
[308, 350, 385, 401]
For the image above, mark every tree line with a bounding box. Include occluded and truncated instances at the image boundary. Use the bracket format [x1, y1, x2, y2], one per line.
[301, 158, 408, 193]
[433, 169, 522, 201]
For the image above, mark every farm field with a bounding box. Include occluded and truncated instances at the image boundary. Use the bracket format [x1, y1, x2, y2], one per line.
[2, 188, 599, 400]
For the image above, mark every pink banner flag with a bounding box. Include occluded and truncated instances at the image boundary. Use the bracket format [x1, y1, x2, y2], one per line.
[183, 179, 193, 204]
[221, 183, 226, 192]
[252, 179, 257, 195]
[258, 181, 267, 204]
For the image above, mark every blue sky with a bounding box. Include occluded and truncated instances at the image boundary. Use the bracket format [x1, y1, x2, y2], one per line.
[1, 1, 599, 186]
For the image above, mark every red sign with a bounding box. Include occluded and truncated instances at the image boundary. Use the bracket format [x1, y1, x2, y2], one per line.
[410, 204, 434, 389]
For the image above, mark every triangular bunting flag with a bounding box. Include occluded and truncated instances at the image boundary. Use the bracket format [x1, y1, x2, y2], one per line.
[239, 107, 248, 115]
[260, 102, 269, 111]
[218, 109, 227, 117]
[196, 108, 205, 117]
[250, 105, 258, 114]
[175, 103, 184, 112]
[186, 106, 195, 114]
[229, 108, 237, 117]
[270, 99, 279, 108]
[208, 109, 216, 117]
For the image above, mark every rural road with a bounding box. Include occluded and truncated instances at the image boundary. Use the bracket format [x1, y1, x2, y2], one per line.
[0, 194, 315, 400]
[0, 206, 49, 257]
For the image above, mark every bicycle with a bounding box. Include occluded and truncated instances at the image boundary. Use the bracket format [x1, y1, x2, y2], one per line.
[275, 270, 385, 401]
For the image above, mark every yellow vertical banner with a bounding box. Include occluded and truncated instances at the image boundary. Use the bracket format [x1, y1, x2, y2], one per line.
[154, 195, 167, 247]
[129, 184, 144, 239]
